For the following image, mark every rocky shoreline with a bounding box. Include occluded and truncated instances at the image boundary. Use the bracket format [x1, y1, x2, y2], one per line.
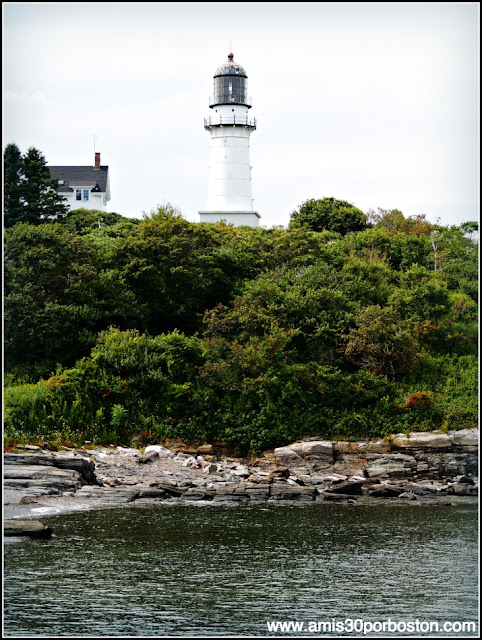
[3, 429, 478, 533]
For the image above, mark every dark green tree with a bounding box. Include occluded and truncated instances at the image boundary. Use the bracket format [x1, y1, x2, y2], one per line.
[3, 143, 25, 228]
[290, 197, 368, 234]
[22, 147, 68, 223]
[3, 144, 68, 226]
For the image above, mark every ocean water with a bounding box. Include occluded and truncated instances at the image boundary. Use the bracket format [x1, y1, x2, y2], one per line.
[3, 502, 478, 637]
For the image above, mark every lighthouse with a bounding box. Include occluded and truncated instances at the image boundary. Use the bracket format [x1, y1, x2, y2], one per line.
[199, 53, 260, 227]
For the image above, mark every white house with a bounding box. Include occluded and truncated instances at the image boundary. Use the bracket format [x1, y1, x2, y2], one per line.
[48, 152, 111, 212]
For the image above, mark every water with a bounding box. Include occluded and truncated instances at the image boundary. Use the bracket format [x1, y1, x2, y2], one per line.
[3, 502, 478, 637]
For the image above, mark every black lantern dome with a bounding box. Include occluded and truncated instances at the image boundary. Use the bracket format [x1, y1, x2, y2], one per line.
[210, 53, 251, 108]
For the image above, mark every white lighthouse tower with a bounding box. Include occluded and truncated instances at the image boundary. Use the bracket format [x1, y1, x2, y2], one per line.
[199, 53, 260, 227]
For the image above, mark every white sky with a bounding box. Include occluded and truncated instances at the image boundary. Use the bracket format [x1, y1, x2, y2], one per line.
[3, 2, 480, 228]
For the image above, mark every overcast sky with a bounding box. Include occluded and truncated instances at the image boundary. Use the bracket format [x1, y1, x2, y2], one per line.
[3, 2, 480, 228]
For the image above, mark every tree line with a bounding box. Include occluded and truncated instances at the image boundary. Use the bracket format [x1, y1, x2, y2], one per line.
[3, 146, 478, 454]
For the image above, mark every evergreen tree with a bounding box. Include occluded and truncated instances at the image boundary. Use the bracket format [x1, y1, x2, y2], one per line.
[22, 147, 68, 223]
[3, 143, 25, 228]
[3, 144, 68, 226]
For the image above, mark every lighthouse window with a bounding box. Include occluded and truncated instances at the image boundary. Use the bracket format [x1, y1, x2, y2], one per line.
[214, 75, 247, 104]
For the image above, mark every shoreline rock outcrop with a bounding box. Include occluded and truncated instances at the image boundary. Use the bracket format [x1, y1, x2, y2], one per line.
[3, 430, 478, 519]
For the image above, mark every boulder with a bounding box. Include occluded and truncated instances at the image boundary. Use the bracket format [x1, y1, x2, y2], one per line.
[144, 445, 175, 458]
[137, 488, 168, 499]
[392, 432, 452, 449]
[274, 441, 334, 467]
[137, 451, 159, 464]
[291, 440, 333, 459]
[266, 467, 290, 481]
[398, 492, 418, 500]
[270, 484, 315, 501]
[273, 446, 307, 466]
[448, 429, 479, 446]
[229, 465, 251, 478]
[4, 519, 53, 538]
[321, 493, 358, 502]
[368, 485, 403, 498]
[324, 479, 364, 495]
[52, 456, 98, 484]
[401, 482, 440, 495]
[446, 483, 478, 496]
[181, 488, 215, 501]
[319, 473, 348, 484]
[203, 463, 218, 474]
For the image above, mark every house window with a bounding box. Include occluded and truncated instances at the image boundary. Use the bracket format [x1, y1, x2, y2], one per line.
[76, 189, 82, 201]
[58, 179, 65, 185]
[83, 190, 89, 201]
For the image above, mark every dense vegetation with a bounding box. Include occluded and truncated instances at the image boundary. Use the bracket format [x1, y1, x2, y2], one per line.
[4, 199, 478, 454]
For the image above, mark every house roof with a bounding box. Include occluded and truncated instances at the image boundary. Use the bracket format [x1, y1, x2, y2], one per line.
[49, 165, 110, 197]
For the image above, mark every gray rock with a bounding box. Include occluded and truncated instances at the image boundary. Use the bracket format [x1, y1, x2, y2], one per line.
[270, 484, 315, 500]
[137, 451, 159, 464]
[273, 446, 304, 466]
[214, 495, 248, 503]
[229, 465, 251, 478]
[398, 492, 418, 500]
[321, 492, 358, 502]
[275, 441, 333, 466]
[365, 452, 417, 479]
[368, 485, 403, 498]
[144, 445, 175, 458]
[447, 483, 478, 496]
[137, 488, 168, 499]
[324, 479, 364, 495]
[4, 453, 55, 466]
[291, 440, 333, 459]
[4, 465, 81, 481]
[52, 456, 98, 484]
[392, 432, 452, 449]
[4, 464, 84, 493]
[4, 520, 53, 538]
[401, 482, 440, 495]
[95, 487, 140, 503]
[182, 488, 216, 501]
[266, 467, 290, 481]
[448, 429, 479, 446]
[203, 463, 218, 474]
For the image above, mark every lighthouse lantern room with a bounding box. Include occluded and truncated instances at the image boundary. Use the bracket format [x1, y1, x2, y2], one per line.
[199, 53, 260, 227]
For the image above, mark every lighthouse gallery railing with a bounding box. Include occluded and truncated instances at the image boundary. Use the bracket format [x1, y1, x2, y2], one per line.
[204, 115, 257, 128]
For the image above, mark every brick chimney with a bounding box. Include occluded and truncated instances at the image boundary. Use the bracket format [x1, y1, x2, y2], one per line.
[95, 152, 101, 168]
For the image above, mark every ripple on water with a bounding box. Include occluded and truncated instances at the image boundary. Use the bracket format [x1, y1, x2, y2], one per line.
[3, 502, 478, 637]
